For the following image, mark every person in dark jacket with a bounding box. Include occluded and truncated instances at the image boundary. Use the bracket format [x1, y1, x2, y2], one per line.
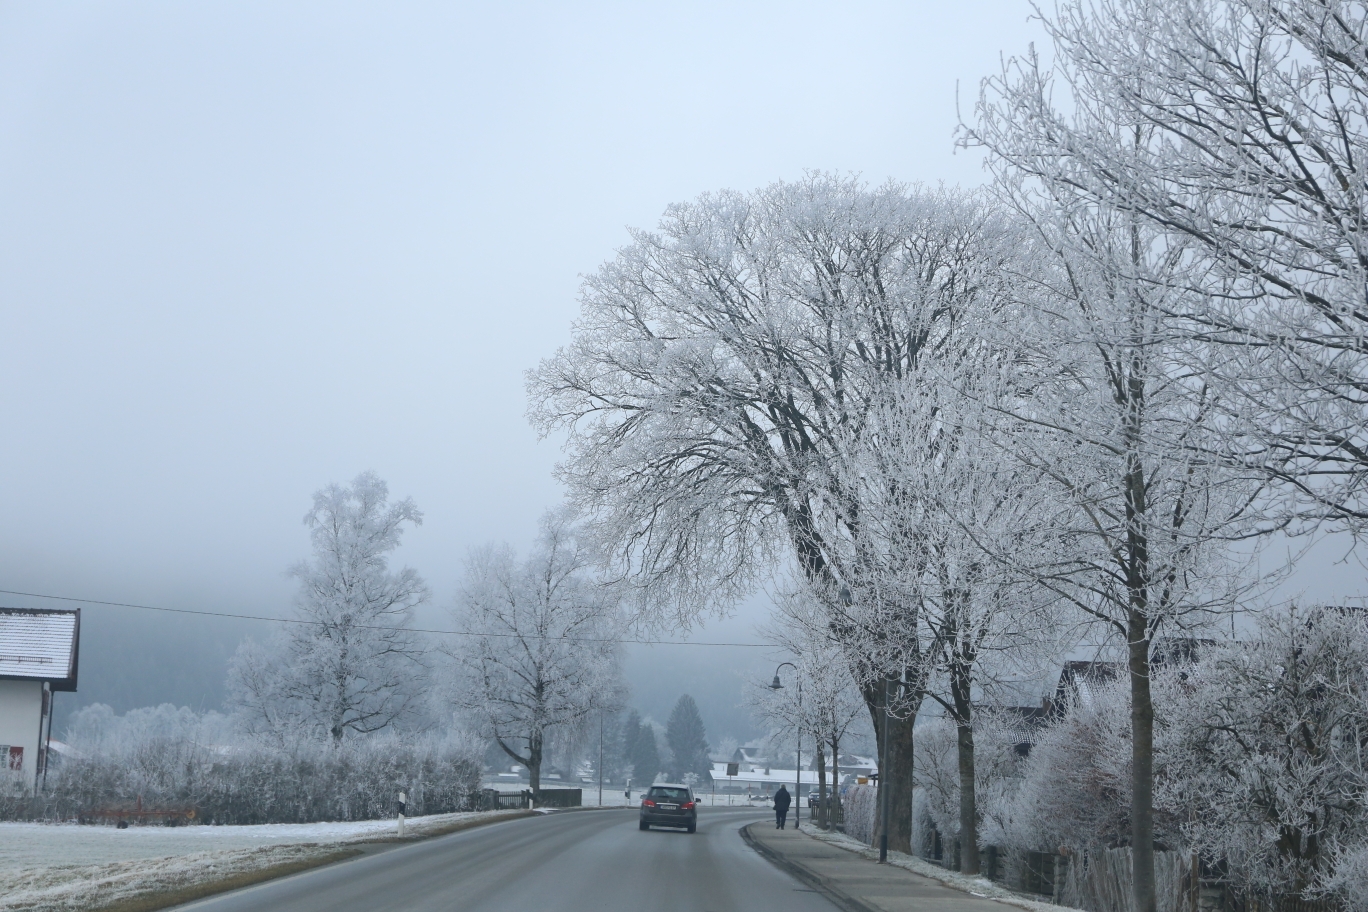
[774, 784, 792, 829]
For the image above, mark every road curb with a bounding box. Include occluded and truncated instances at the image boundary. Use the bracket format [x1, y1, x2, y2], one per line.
[739, 823, 881, 912]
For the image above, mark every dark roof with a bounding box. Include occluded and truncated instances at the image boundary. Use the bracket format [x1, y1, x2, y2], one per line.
[979, 703, 1055, 754]
[0, 608, 80, 691]
[994, 704, 1053, 726]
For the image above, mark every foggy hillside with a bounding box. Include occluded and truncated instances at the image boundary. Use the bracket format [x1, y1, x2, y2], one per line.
[49, 596, 774, 750]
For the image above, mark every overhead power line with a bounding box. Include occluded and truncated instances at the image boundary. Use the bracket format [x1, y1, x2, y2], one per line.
[0, 588, 772, 648]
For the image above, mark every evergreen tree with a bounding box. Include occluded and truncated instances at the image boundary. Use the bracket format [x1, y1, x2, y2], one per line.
[666, 694, 711, 782]
[632, 722, 660, 786]
[619, 709, 641, 780]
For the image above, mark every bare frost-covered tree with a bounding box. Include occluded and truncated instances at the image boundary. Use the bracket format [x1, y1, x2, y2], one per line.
[447, 510, 624, 800]
[967, 0, 1368, 532]
[846, 361, 1070, 872]
[954, 161, 1263, 907]
[228, 472, 428, 743]
[529, 174, 1018, 850]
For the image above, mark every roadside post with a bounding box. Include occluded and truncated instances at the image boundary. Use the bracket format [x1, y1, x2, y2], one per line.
[397, 791, 407, 837]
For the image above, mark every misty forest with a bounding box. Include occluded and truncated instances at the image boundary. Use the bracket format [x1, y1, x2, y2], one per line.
[6, 3, 1368, 912]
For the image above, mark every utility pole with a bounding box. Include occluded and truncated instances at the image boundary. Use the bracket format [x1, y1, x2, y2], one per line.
[598, 712, 604, 807]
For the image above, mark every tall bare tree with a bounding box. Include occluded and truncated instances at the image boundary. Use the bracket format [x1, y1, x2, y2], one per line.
[447, 509, 624, 799]
[529, 174, 1019, 849]
[858, 374, 1070, 873]
[966, 101, 1268, 904]
[228, 471, 428, 744]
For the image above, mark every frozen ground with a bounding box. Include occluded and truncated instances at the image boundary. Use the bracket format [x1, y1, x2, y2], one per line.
[0, 810, 514, 912]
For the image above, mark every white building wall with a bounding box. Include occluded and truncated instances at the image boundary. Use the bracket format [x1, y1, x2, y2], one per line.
[0, 679, 43, 794]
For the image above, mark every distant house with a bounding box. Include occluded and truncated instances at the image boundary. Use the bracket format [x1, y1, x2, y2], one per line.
[1053, 641, 1217, 714]
[0, 608, 79, 793]
[1054, 659, 1125, 710]
[729, 745, 768, 771]
[835, 753, 877, 781]
[983, 703, 1054, 757]
[709, 761, 822, 797]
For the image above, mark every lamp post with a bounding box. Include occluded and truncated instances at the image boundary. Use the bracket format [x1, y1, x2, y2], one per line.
[879, 675, 890, 863]
[770, 662, 801, 830]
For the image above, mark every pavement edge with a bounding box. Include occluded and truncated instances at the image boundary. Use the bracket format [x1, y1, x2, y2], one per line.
[738, 823, 881, 912]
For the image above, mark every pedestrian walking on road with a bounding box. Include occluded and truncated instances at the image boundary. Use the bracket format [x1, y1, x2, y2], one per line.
[774, 785, 791, 829]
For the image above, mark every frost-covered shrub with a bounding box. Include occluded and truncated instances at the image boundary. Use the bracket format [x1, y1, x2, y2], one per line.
[912, 712, 1025, 858]
[842, 783, 878, 845]
[974, 605, 1368, 906]
[1159, 606, 1368, 904]
[912, 718, 960, 848]
[4, 704, 482, 824]
[988, 680, 1142, 857]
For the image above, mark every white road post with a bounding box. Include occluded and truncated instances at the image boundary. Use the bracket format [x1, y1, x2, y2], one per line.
[397, 790, 407, 836]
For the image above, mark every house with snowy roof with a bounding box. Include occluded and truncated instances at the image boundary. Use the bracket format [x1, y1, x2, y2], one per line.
[0, 608, 79, 793]
[728, 745, 768, 771]
[1053, 659, 1125, 710]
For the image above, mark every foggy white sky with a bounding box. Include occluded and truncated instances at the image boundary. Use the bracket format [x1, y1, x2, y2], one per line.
[2, 2, 1362, 735]
[0, 1, 1043, 609]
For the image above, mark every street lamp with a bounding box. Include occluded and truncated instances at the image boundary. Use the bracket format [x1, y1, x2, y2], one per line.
[879, 675, 890, 863]
[770, 662, 802, 830]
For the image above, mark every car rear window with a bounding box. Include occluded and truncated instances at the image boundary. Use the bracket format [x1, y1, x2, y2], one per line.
[647, 787, 690, 801]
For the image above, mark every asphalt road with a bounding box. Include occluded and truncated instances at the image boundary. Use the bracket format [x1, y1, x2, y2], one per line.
[172, 808, 840, 912]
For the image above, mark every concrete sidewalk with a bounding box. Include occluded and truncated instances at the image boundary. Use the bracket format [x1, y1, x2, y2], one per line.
[742, 823, 1020, 912]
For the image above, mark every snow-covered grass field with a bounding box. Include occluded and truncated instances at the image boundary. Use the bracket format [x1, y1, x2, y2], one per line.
[0, 810, 517, 912]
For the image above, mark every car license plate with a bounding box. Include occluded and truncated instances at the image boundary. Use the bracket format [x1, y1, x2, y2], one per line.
[660, 804, 678, 810]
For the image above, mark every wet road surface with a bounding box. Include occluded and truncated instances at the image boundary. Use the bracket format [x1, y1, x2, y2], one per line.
[171, 807, 839, 912]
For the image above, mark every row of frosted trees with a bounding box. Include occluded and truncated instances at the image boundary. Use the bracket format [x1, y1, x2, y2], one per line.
[527, 3, 1368, 906]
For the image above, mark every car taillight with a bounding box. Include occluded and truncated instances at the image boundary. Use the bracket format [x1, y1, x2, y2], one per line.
[682, 801, 695, 809]
[642, 799, 656, 807]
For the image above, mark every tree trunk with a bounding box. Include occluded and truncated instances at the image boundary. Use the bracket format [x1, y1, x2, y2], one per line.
[830, 735, 842, 828]
[528, 730, 544, 800]
[495, 731, 544, 801]
[1128, 611, 1157, 912]
[865, 683, 919, 854]
[950, 660, 980, 875]
[816, 741, 829, 829]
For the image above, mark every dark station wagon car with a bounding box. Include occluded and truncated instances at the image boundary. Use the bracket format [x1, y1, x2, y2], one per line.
[638, 784, 698, 833]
